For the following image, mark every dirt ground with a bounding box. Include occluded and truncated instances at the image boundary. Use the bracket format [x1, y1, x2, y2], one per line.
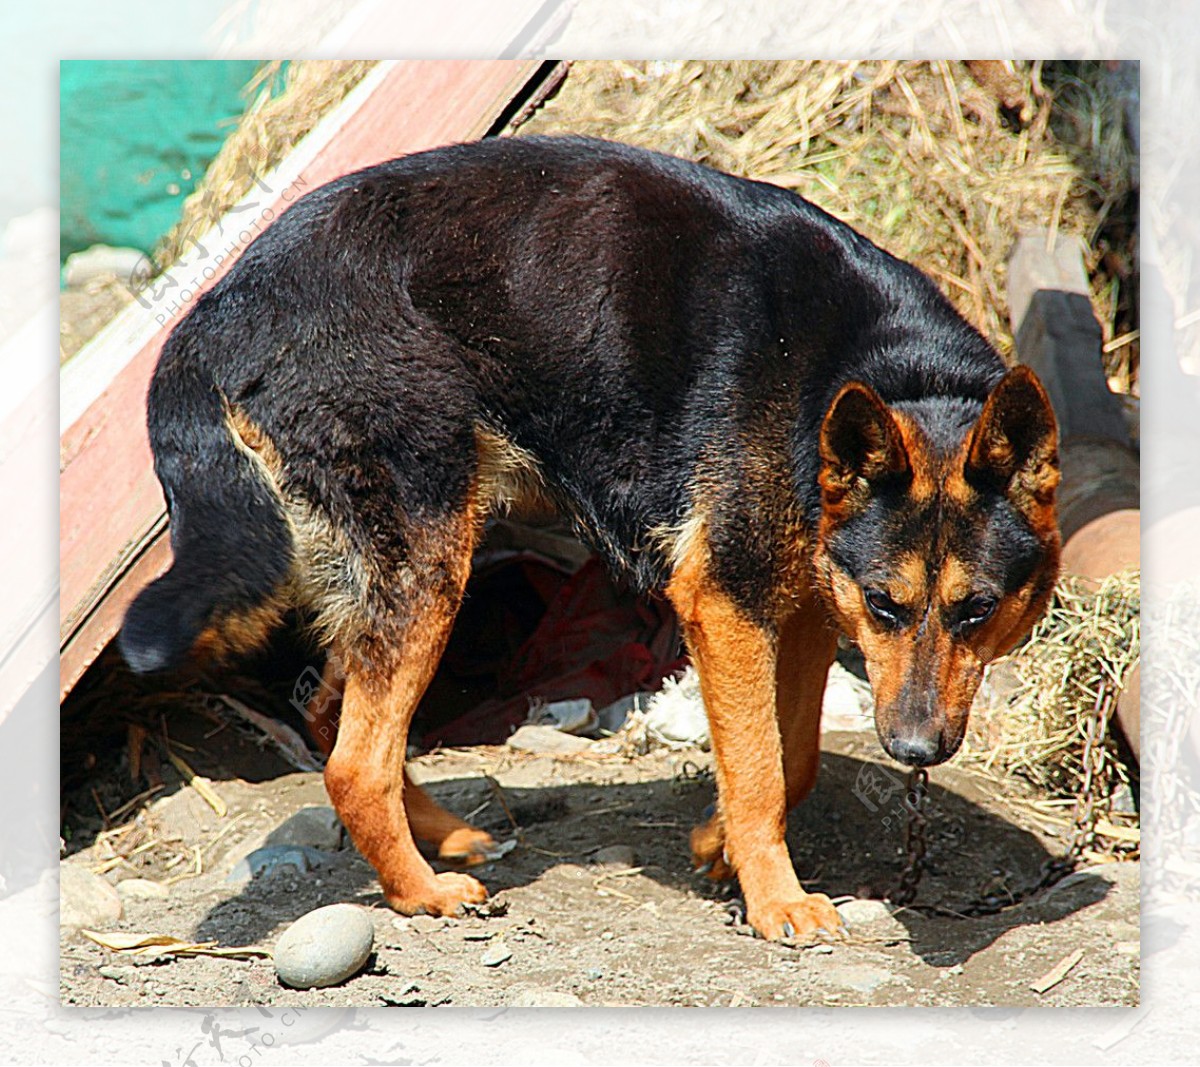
[58, 709, 1139, 1009]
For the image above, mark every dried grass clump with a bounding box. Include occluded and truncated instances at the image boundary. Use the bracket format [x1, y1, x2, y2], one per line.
[157, 60, 375, 267]
[984, 572, 1140, 798]
[516, 60, 1130, 375]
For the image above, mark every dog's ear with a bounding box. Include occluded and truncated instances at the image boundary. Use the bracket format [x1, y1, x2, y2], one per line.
[965, 366, 1060, 508]
[819, 382, 910, 506]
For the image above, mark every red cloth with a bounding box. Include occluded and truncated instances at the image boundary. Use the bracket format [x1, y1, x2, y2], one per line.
[421, 555, 684, 747]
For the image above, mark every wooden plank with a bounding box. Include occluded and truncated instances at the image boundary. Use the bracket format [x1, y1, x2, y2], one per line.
[1007, 231, 1140, 542]
[1008, 231, 1141, 769]
[1007, 232, 1130, 446]
[59, 60, 546, 700]
[292, 61, 546, 190]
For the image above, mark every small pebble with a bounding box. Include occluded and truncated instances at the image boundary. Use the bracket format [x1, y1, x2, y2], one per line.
[483, 838, 518, 861]
[116, 878, 170, 902]
[97, 965, 138, 985]
[60, 865, 123, 929]
[265, 806, 345, 852]
[596, 693, 648, 734]
[410, 915, 449, 935]
[274, 904, 374, 989]
[63, 244, 151, 288]
[481, 941, 512, 967]
[835, 898, 898, 928]
[528, 698, 597, 735]
[590, 844, 637, 868]
[507, 724, 593, 755]
[812, 944, 835, 955]
[227, 844, 327, 884]
[511, 988, 585, 1006]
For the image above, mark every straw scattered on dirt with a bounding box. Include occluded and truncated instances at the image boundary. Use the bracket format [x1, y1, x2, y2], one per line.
[515, 60, 1137, 387]
[157, 60, 375, 267]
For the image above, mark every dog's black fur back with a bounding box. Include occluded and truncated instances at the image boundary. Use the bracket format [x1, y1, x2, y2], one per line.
[120, 135, 1006, 671]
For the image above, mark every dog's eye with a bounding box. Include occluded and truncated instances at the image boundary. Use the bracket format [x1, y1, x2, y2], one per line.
[961, 593, 998, 627]
[864, 588, 902, 624]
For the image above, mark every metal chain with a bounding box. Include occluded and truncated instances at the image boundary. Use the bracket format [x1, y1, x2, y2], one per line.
[1062, 683, 1113, 865]
[887, 767, 928, 907]
[888, 684, 1114, 917]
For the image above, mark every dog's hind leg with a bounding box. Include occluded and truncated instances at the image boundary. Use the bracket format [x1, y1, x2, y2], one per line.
[303, 658, 343, 756]
[304, 657, 495, 865]
[403, 772, 496, 866]
[775, 602, 839, 808]
[690, 599, 838, 882]
[321, 501, 490, 917]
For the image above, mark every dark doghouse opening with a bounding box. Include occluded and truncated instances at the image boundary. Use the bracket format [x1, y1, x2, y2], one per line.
[59, 517, 686, 853]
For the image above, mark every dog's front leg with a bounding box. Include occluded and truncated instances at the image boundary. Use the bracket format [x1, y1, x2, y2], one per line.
[668, 558, 844, 941]
[690, 598, 839, 882]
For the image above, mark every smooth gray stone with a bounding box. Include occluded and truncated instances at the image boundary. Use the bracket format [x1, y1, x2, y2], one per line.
[274, 904, 375, 989]
[835, 898, 900, 929]
[115, 878, 170, 902]
[506, 724, 593, 754]
[590, 845, 636, 868]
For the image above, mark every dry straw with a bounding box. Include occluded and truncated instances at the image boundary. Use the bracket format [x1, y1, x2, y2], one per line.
[981, 572, 1140, 799]
[157, 60, 375, 268]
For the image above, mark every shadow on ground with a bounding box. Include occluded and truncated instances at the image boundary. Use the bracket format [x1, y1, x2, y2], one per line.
[186, 744, 1106, 970]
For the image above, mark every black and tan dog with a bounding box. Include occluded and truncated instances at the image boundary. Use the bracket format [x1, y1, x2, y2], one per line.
[119, 136, 1060, 940]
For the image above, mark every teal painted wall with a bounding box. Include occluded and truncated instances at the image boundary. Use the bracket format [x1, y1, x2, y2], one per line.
[60, 60, 265, 263]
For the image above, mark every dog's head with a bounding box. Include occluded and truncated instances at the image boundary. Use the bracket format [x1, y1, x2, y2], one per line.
[811, 366, 1061, 767]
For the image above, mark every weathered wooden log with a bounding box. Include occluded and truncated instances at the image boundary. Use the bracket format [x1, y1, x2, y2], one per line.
[1008, 230, 1140, 763]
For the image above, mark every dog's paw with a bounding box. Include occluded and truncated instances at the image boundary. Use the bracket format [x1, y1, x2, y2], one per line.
[746, 891, 845, 942]
[387, 871, 489, 917]
[437, 827, 499, 867]
[689, 817, 734, 881]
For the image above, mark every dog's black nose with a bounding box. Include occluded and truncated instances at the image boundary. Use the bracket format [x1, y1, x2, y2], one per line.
[886, 731, 940, 767]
